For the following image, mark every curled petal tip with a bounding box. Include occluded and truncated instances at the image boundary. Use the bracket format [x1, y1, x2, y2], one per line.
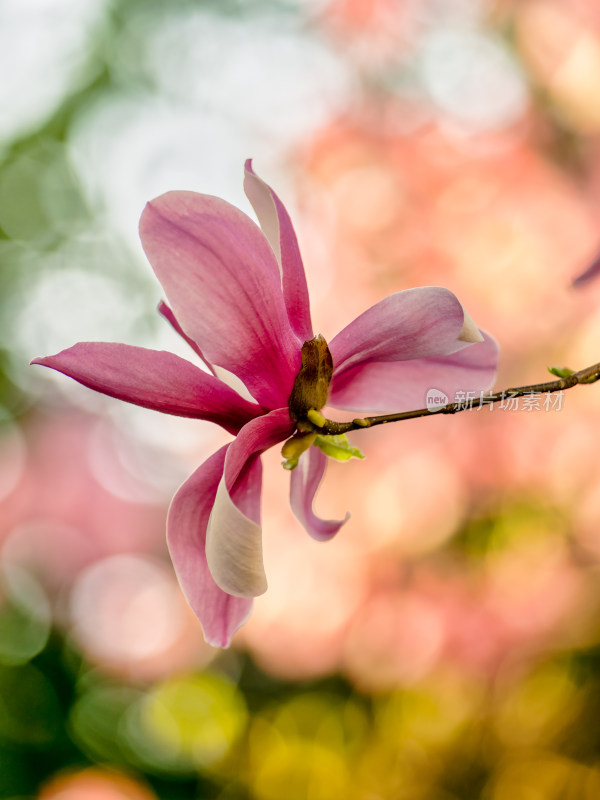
[290, 448, 350, 541]
[166, 446, 254, 648]
[457, 309, 484, 344]
[206, 478, 268, 598]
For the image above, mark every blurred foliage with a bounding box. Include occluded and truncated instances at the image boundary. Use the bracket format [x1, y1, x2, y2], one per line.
[3, 610, 600, 799]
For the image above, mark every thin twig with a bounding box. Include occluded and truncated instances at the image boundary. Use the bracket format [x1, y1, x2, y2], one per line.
[318, 362, 600, 436]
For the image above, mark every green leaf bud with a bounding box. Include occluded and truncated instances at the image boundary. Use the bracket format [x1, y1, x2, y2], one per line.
[548, 366, 574, 378]
[313, 434, 365, 463]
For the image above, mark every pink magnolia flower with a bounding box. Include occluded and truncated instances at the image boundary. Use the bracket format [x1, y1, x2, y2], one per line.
[32, 161, 498, 647]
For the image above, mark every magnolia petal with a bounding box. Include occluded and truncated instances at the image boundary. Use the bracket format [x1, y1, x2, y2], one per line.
[222, 408, 295, 489]
[457, 309, 484, 343]
[206, 408, 294, 597]
[157, 300, 215, 373]
[167, 446, 252, 648]
[330, 330, 499, 413]
[206, 463, 266, 597]
[290, 447, 349, 541]
[330, 287, 479, 376]
[139, 190, 301, 408]
[31, 342, 260, 434]
[212, 365, 258, 405]
[244, 160, 313, 341]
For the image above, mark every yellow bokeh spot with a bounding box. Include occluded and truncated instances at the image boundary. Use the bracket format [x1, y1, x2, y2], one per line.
[136, 673, 247, 770]
[494, 663, 580, 748]
[487, 754, 600, 800]
[247, 693, 367, 800]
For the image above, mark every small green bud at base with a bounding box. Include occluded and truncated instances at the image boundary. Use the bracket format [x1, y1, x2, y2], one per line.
[352, 417, 371, 428]
[281, 431, 317, 470]
[307, 409, 327, 427]
[313, 434, 365, 463]
[548, 366, 574, 378]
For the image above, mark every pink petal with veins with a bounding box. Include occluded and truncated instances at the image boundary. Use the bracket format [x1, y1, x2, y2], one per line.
[330, 331, 499, 413]
[167, 446, 252, 648]
[31, 343, 260, 435]
[330, 287, 482, 376]
[206, 408, 294, 597]
[290, 447, 349, 541]
[244, 160, 313, 341]
[157, 300, 215, 374]
[139, 191, 301, 408]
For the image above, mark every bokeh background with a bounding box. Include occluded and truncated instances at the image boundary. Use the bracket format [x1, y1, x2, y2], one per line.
[3, 0, 600, 797]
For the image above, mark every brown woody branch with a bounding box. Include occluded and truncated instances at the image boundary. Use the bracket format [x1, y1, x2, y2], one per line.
[317, 362, 600, 436]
